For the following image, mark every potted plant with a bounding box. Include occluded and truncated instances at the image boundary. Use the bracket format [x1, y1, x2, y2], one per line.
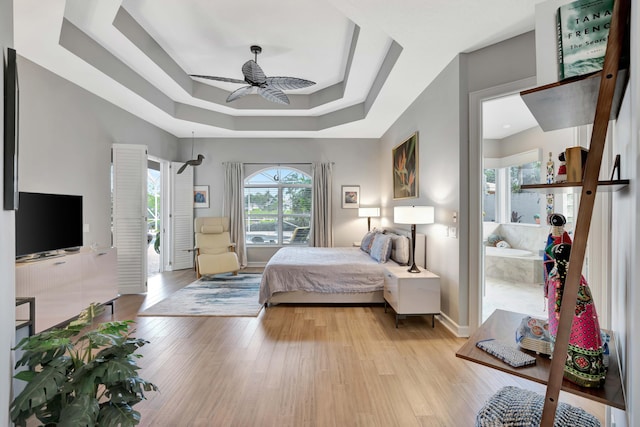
[11, 304, 157, 426]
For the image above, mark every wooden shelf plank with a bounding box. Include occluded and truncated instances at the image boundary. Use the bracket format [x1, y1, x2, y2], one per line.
[520, 180, 629, 193]
[455, 309, 626, 410]
[520, 69, 628, 132]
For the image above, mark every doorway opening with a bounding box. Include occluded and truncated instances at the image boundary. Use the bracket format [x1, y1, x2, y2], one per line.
[147, 159, 161, 277]
[481, 95, 548, 322]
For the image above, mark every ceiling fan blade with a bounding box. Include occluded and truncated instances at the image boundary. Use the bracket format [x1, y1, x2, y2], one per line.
[258, 86, 289, 105]
[242, 60, 267, 85]
[177, 162, 189, 174]
[266, 77, 316, 90]
[190, 74, 246, 84]
[227, 85, 255, 103]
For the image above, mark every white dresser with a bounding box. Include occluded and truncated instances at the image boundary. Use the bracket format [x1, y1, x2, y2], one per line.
[16, 247, 118, 333]
[383, 265, 441, 328]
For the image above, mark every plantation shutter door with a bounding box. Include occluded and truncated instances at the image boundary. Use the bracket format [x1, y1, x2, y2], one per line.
[112, 144, 148, 294]
[169, 162, 194, 270]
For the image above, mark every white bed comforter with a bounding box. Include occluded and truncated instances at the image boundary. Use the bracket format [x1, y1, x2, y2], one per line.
[259, 247, 392, 304]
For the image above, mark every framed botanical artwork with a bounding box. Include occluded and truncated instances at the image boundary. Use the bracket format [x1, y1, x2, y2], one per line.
[392, 132, 418, 199]
[341, 185, 360, 209]
[193, 185, 210, 208]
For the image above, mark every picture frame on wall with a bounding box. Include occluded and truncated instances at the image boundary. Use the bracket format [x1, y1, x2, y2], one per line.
[4, 47, 19, 211]
[341, 185, 360, 209]
[194, 185, 210, 208]
[392, 131, 418, 200]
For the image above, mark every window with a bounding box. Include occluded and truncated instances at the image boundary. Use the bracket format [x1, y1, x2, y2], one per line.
[484, 150, 543, 225]
[509, 160, 541, 224]
[244, 167, 312, 245]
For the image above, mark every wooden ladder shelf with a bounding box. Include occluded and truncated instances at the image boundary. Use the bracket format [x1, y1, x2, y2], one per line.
[539, 0, 629, 424]
[456, 0, 630, 424]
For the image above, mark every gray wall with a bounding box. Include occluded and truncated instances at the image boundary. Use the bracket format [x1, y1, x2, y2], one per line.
[488, 126, 572, 160]
[610, 3, 640, 422]
[380, 31, 537, 331]
[17, 57, 179, 249]
[186, 137, 382, 257]
[380, 56, 463, 326]
[0, 0, 15, 423]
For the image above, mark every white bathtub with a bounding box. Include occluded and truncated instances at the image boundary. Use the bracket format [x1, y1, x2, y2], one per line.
[484, 246, 544, 284]
[485, 246, 533, 258]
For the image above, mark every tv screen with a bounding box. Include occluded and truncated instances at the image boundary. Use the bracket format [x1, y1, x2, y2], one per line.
[15, 192, 83, 258]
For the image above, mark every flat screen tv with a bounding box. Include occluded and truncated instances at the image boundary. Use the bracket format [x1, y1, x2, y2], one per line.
[15, 192, 83, 258]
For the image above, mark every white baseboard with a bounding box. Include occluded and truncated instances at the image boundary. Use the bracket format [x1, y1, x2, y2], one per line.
[438, 312, 470, 338]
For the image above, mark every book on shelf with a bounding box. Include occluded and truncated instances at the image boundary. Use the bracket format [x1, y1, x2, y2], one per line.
[556, 0, 614, 80]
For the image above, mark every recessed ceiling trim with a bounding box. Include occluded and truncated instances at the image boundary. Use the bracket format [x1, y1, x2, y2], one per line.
[59, 18, 176, 116]
[113, 6, 362, 111]
[364, 40, 402, 114]
[113, 6, 193, 94]
[58, 15, 402, 132]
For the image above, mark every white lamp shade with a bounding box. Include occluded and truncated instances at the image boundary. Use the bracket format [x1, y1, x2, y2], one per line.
[394, 206, 435, 225]
[358, 207, 380, 218]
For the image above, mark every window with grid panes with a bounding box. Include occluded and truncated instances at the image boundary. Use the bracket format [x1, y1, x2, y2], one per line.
[244, 167, 312, 245]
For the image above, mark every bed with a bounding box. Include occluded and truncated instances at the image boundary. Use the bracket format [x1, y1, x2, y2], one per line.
[259, 230, 425, 305]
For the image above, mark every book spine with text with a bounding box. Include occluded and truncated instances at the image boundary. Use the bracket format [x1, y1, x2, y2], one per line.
[557, 0, 614, 80]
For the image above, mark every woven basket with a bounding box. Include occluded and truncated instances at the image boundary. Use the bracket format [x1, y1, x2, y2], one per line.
[476, 386, 601, 427]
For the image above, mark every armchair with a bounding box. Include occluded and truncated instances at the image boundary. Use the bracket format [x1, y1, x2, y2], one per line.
[194, 217, 240, 278]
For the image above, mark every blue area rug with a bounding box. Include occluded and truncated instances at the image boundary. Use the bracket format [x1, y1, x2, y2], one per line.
[139, 273, 263, 317]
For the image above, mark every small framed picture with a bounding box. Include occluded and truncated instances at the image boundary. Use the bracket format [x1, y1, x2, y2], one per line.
[194, 185, 210, 208]
[341, 185, 360, 209]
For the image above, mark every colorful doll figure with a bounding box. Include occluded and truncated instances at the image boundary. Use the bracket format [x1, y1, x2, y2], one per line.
[543, 213, 572, 280]
[546, 243, 606, 388]
[555, 151, 567, 183]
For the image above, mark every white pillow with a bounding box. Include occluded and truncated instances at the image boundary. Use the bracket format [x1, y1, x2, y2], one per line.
[389, 234, 410, 265]
[370, 234, 393, 263]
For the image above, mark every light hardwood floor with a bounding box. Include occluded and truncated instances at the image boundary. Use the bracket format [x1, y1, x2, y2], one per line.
[98, 269, 605, 426]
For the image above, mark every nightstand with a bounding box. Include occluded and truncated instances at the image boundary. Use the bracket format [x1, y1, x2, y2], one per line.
[383, 265, 440, 328]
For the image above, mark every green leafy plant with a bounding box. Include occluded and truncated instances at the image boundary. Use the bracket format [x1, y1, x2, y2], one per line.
[11, 304, 157, 427]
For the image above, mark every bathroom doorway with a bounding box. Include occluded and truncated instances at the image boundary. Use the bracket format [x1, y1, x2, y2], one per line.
[470, 79, 610, 332]
[481, 94, 552, 322]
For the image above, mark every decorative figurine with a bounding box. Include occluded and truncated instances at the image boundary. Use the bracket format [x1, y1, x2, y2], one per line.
[546, 151, 555, 184]
[543, 213, 572, 279]
[546, 243, 606, 388]
[546, 152, 555, 216]
[555, 151, 567, 183]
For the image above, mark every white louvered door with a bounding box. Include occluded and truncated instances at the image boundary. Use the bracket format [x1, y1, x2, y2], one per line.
[169, 162, 194, 270]
[112, 144, 147, 294]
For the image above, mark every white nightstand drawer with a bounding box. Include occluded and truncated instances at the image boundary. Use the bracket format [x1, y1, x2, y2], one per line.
[383, 265, 441, 327]
[383, 270, 398, 309]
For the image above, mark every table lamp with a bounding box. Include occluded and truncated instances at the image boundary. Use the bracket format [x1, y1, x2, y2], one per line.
[394, 205, 435, 273]
[358, 207, 380, 231]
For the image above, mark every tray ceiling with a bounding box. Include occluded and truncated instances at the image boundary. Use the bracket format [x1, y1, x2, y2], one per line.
[14, 0, 544, 138]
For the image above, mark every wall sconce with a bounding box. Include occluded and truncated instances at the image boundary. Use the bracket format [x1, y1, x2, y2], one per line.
[358, 207, 380, 231]
[394, 205, 435, 273]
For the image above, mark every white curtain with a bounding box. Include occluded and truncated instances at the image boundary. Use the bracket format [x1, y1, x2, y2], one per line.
[223, 162, 247, 267]
[311, 162, 333, 247]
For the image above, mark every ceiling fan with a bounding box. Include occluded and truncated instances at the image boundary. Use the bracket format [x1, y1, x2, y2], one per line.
[177, 132, 204, 174]
[190, 45, 316, 105]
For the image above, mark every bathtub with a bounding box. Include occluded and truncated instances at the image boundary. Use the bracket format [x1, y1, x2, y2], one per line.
[485, 246, 533, 258]
[484, 246, 543, 284]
